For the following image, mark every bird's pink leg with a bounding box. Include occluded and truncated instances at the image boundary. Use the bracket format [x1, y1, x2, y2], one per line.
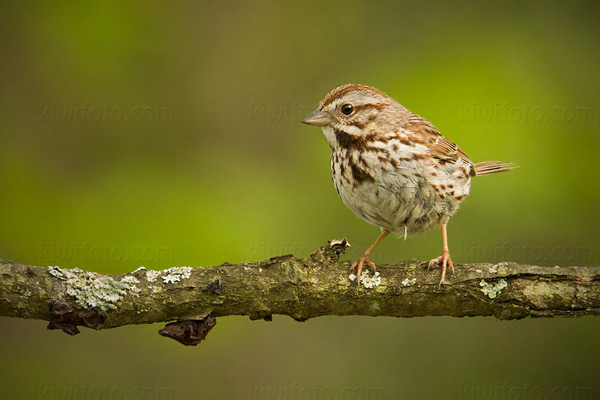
[427, 223, 455, 289]
[351, 231, 389, 285]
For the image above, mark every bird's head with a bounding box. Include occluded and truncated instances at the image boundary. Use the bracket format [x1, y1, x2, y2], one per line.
[301, 84, 403, 148]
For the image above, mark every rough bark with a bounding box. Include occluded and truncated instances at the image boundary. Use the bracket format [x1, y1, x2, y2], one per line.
[1, 240, 599, 332]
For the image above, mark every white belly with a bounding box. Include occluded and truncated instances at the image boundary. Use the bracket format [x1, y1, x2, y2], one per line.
[331, 149, 471, 235]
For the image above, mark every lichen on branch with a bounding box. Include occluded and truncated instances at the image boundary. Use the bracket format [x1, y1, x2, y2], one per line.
[0, 240, 599, 337]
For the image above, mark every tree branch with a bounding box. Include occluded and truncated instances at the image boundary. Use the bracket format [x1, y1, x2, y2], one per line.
[1, 240, 599, 336]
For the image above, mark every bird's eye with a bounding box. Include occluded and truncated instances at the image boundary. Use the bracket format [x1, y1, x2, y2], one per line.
[340, 103, 354, 115]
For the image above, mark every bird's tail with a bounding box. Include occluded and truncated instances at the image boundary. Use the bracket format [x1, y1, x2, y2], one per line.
[473, 161, 518, 176]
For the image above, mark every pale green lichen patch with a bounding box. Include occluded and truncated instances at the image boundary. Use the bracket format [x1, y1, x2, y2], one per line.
[146, 270, 161, 282]
[480, 279, 508, 299]
[521, 281, 575, 309]
[489, 263, 508, 275]
[48, 266, 140, 311]
[141, 266, 192, 284]
[402, 278, 417, 286]
[349, 270, 381, 289]
[161, 267, 192, 283]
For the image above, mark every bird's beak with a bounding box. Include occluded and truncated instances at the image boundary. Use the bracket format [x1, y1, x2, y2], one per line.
[301, 109, 331, 126]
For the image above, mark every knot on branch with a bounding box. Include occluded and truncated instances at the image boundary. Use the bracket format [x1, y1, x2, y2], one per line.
[309, 238, 350, 265]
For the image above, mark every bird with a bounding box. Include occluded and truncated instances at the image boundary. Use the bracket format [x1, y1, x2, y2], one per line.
[301, 84, 515, 288]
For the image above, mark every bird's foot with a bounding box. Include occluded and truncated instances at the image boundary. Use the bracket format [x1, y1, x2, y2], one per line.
[350, 255, 376, 286]
[427, 249, 455, 289]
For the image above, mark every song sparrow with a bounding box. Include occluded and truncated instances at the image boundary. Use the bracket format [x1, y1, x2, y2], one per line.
[302, 84, 515, 288]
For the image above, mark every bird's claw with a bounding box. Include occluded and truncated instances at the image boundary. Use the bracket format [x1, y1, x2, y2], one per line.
[427, 250, 454, 289]
[350, 256, 376, 286]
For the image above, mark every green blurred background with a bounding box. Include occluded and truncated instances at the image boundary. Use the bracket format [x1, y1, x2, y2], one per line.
[1, 1, 599, 399]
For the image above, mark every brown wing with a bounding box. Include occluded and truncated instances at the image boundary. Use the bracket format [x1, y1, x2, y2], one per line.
[406, 114, 475, 175]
